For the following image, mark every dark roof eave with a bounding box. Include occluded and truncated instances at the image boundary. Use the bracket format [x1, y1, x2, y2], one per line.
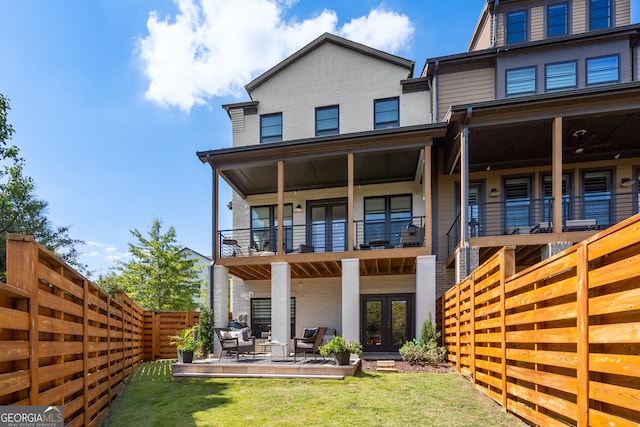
[196, 123, 447, 167]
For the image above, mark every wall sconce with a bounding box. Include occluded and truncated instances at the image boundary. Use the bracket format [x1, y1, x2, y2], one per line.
[294, 204, 303, 213]
[620, 178, 636, 188]
[489, 188, 501, 197]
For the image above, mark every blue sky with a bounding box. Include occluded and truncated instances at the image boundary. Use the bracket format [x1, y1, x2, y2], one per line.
[1, 0, 638, 276]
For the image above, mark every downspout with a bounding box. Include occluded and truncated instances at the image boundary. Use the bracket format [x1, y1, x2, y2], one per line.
[493, 0, 499, 48]
[461, 108, 472, 276]
[207, 153, 216, 310]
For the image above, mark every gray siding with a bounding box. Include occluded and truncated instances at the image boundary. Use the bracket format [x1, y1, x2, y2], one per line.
[437, 68, 495, 121]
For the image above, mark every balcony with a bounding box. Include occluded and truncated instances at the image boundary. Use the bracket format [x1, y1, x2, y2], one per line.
[447, 192, 638, 257]
[218, 216, 427, 258]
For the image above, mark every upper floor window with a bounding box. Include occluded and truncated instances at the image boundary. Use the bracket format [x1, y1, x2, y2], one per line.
[506, 67, 536, 97]
[260, 113, 282, 144]
[586, 55, 619, 85]
[547, 3, 569, 37]
[506, 10, 527, 44]
[545, 61, 577, 91]
[315, 105, 339, 136]
[374, 98, 399, 129]
[590, 0, 611, 30]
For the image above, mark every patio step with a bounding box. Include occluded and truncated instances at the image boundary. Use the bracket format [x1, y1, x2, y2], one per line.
[173, 372, 345, 380]
[376, 360, 398, 373]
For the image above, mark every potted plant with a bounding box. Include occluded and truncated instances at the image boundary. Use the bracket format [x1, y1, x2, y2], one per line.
[319, 335, 363, 365]
[169, 326, 200, 363]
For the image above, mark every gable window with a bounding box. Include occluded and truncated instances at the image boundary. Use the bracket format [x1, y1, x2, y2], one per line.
[374, 98, 399, 129]
[250, 204, 293, 253]
[586, 55, 619, 85]
[547, 3, 569, 37]
[506, 67, 536, 97]
[364, 195, 412, 247]
[251, 298, 296, 339]
[315, 105, 339, 136]
[260, 113, 282, 143]
[506, 10, 527, 44]
[546, 61, 577, 91]
[590, 0, 611, 30]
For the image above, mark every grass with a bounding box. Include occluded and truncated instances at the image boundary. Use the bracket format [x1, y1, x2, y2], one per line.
[102, 360, 527, 427]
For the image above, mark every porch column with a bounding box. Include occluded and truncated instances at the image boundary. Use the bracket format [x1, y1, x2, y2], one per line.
[416, 255, 436, 337]
[347, 153, 354, 251]
[271, 262, 291, 353]
[423, 145, 432, 253]
[341, 258, 360, 343]
[212, 264, 229, 356]
[460, 126, 470, 246]
[552, 117, 563, 233]
[277, 161, 284, 254]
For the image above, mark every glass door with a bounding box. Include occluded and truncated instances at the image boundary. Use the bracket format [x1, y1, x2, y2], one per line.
[361, 294, 414, 352]
[307, 199, 347, 252]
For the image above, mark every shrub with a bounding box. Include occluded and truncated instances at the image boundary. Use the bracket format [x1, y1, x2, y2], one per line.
[198, 307, 215, 357]
[399, 315, 446, 365]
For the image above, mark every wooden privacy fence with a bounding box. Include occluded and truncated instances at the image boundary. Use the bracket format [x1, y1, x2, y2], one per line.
[439, 213, 640, 426]
[0, 234, 200, 426]
[144, 310, 200, 360]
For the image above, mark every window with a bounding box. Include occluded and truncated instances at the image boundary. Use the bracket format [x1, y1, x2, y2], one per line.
[315, 106, 339, 136]
[374, 98, 399, 129]
[507, 10, 527, 44]
[250, 298, 296, 339]
[307, 199, 347, 252]
[250, 204, 293, 253]
[260, 113, 282, 143]
[590, 0, 611, 30]
[506, 67, 536, 97]
[364, 195, 412, 247]
[547, 3, 569, 37]
[546, 61, 576, 91]
[583, 171, 612, 227]
[504, 177, 531, 233]
[542, 173, 571, 222]
[587, 55, 619, 85]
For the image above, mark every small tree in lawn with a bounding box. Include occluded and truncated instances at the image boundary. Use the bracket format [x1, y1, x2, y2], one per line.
[198, 306, 215, 358]
[116, 218, 203, 311]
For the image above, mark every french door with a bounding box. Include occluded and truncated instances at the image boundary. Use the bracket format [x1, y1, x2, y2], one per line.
[361, 294, 414, 352]
[307, 199, 347, 252]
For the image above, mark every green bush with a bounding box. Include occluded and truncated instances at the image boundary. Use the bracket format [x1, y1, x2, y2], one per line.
[198, 307, 214, 357]
[400, 315, 446, 365]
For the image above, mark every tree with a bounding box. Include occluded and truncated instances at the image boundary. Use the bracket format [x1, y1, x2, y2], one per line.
[115, 218, 203, 311]
[0, 94, 85, 279]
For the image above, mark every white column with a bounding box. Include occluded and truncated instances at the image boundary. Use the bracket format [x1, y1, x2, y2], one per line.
[271, 262, 291, 353]
[416, 255, 436, 337]
[341, 258, 360, 343]
[212, 264, 229, 356]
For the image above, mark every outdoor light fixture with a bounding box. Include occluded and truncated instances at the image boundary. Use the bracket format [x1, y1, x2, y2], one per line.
[489, 188, 500, 197]
[294, 204, 303, 213]
[620, 178, 636, 188]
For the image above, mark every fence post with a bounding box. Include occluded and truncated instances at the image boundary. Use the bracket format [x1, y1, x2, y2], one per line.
[82, 278, 89, 426]
[6, 236, 40, 405]
[455, 283, 461, 373]
[501, 247, 515, 410]
[470, 274, 476, 385]
[576, 242, 589, 426]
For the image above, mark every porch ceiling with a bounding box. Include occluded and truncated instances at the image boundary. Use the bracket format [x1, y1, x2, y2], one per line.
[445, 83, 640, 173]
[219, 249, 422, 281]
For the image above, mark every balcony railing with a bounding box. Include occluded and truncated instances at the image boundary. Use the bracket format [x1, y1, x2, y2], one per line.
[218, 216, 426, 258]
[446, 192, 638, 255]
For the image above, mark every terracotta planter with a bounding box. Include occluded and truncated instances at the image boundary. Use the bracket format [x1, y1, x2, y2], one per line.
[335, 350, 351, 365]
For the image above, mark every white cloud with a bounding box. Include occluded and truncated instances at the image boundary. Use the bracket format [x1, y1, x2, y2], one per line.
[80, 241, 130, 273]
[138, 0, 414, 112]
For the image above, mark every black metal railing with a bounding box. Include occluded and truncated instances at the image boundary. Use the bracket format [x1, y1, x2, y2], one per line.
[218, 216, 427, 258]
[446, 192, 638, 256]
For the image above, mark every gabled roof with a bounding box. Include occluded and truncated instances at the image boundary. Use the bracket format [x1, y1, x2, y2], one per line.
[245, 32, 415, 94]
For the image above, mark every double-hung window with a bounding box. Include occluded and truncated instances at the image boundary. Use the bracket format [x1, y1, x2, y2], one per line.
[586, 55, 619, 85]
[260, 113, 282, 143]
[374, 98, 399, 129]
[590, 0, 611, 30]
[506, 67, 536, 97]
[547, 3, 569, 37]
[546, 61, 576, 91]
[315, 105, 339, 136]
[507, 10, 527, 44]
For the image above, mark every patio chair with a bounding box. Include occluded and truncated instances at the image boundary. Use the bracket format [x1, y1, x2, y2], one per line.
[293, 327, 327, 362]
[214, 327, 256, 361]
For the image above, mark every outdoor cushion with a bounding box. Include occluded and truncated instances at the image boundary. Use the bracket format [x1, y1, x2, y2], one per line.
[222, 331, 233, 339]
[303, 327, 317, 338]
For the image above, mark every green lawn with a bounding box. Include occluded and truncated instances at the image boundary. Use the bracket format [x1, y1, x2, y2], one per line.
[102, 360, 526, 427]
